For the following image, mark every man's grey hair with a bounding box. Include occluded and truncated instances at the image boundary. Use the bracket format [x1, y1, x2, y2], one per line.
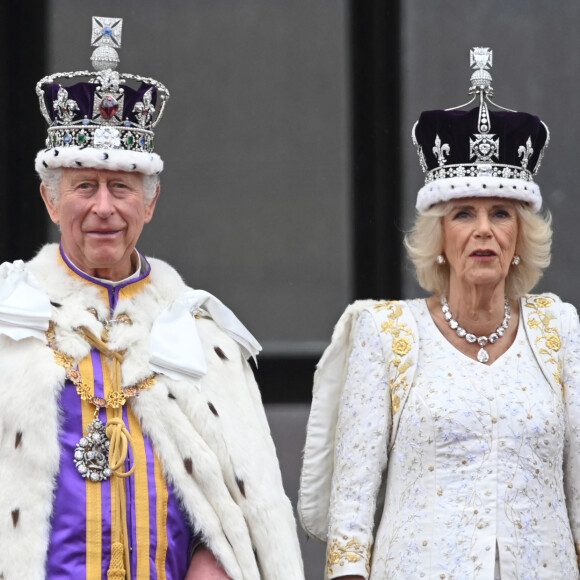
[40, 167, 160, 204]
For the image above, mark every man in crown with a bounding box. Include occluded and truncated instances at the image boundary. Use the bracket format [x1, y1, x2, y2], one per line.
[0, 16, 303, 580]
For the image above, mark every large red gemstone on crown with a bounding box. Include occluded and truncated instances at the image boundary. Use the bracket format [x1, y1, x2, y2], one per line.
[99, 96, 119, 121]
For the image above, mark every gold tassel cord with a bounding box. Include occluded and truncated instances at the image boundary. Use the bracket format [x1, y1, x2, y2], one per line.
[81, 327, 135, 580]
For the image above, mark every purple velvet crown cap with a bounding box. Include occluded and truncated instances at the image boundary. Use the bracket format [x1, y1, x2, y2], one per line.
[42, 80, 158, 127]
[414, 107, 548, 173]
[413, 106, 550, 213]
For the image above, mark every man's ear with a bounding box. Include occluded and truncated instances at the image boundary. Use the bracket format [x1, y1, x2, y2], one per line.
[144, 184, 160, 224]
[40, 184, 60, 225]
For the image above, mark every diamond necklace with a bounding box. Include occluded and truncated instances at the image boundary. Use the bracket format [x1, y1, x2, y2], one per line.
[440, 296, 511, 364]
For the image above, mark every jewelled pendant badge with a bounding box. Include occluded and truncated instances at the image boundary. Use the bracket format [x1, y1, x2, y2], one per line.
[74, 418, 113, 481]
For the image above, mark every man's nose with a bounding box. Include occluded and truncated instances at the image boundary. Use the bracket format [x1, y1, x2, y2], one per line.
[92, 184, 115, 216]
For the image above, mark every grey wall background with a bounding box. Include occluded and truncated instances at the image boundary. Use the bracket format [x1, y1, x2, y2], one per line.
[40, 1, 580, 578]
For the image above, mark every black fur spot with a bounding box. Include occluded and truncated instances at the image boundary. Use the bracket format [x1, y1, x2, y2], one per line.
[207, 402, 219, 416]
[214, 346, 228, 360]
[42, 161, 48, 168]
[54, 149, 59, 156]
[236, 477, 246, 498]
[103, 153, 109, 160]
[184, 458, 193, 475]
[131, 164, 137, 170]
[11, 509, 19, 527]
[15, 432, 22, 449]
[50, 301, 62, 308]
[168, 392, 176, 400]
[75, 161, 82, 167]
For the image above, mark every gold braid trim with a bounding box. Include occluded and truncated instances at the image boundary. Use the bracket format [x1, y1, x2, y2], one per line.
[80, 327, 133, 579]
[46, 321, 155, 408]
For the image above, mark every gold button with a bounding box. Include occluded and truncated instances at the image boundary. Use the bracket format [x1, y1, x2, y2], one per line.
[527, 414, 533, 419]
[423, 540, 428, 546]
[429, 466, 434, 472]
[492, 417, 498, 423]
[508, 482, 513, 488]
[474, 510, 479, 514]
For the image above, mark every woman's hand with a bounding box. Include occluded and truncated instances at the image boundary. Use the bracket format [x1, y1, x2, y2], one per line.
[185, 546, 232, 580]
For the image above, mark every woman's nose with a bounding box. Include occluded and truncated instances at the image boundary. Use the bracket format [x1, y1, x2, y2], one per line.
[474, 213, 492, 236]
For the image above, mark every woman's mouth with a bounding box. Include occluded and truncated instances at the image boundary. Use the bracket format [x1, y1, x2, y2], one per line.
[471, 250, 496, 258]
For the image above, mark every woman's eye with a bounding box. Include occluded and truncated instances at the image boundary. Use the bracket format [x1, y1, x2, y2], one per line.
[494, 210, 510, 218]
[453, 210, 470, 219]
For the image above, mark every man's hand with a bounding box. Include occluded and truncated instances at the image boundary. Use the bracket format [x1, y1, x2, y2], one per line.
[185, 546, 233, 580]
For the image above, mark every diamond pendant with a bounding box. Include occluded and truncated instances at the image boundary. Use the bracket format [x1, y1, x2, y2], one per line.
[74, 418, 112, 481]
[477, 347, 490, 364]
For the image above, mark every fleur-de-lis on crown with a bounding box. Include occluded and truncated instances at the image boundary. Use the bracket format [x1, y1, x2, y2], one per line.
[518, 137, 534, 169]
[54, 86, 79, 124]
[433, 134, 450, 167]
[133, 88, 156, 127]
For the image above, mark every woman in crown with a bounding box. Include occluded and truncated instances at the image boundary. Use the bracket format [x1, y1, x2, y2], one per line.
[299, 48, 580, 579]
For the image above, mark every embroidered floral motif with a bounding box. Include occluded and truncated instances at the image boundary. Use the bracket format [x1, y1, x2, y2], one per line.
[524, 296, 563, 386]
[327, 537, 371, 577]
[375, 301, 416, 416]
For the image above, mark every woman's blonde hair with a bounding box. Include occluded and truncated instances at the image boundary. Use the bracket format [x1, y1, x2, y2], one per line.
[404, 200, 552, 299]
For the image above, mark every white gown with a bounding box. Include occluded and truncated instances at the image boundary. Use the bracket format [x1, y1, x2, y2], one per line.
[326, 298, 580, 580]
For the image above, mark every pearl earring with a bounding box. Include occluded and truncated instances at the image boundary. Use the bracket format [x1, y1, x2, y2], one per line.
[436, 255, 446, 265]
[512, 255, 521, 266]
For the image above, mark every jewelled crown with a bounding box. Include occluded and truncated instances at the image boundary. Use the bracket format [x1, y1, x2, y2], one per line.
[35, 16, 170, 176]
[412, 47, 549, 213]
